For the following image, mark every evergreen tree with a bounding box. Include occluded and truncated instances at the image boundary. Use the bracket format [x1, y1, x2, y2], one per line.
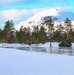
[4, 20, 15, 43]
[64, 18, 72, 40]
[42, 16, 56, 41]
[52, 30, 64, 42]
[39, 26, 48, 43]
[16, 26, 31, 44]
[32, 26, 40, 44]
[0, 29, 5, 42]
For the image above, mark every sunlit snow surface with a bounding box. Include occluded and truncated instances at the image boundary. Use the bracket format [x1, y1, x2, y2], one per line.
[0, 42, 74, 75]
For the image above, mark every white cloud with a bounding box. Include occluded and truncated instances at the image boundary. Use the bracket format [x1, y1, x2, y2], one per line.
[0, 9, 32, 22]
[0, 8, 47, 22]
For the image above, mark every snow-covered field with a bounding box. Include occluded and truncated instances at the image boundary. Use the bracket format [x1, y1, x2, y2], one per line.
[0, 42, 74, 75]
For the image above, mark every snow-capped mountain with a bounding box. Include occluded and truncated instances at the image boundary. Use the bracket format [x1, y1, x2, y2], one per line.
[15, 8, 59, 30]
[15, 8, 74, 30]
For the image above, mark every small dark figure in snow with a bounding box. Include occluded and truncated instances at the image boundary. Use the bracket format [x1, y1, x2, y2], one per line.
[50, 42, 52, 47]
[50, 42, 53, 53]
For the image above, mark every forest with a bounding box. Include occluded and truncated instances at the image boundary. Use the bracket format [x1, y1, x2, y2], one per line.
[0, 16, 74, 44]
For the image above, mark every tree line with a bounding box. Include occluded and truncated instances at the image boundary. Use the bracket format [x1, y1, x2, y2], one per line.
[0, 17, 74, 44]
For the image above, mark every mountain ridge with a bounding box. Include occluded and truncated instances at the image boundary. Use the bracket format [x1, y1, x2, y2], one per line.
[15, 8, 74, 30]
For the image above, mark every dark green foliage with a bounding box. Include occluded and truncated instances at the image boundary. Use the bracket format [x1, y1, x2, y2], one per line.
[64, 18, 73, 40]
[0, 29, 5, 42]
[59, 40, 72, 47]
[51, 31, 64, 42]
[0, 17, 74, 43]
[32, 26, 40, 44]
[16, 26, 31, 44]
[3, 20, 15, 43]
[32, 26, 48, 44]
[39, 26, 48, 43]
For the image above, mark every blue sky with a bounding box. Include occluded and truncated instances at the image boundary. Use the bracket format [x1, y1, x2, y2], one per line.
[0, 0, 74, 28]
[0, 0, 73, 10]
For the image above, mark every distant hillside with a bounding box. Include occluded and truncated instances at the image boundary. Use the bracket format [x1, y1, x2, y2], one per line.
[15, 8, 74, 30]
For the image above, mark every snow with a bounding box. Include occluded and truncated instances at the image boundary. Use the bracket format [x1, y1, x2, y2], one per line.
[0, 42, 74, 75]
[14, 8, 74, 31]
[14, 8, 59, 30]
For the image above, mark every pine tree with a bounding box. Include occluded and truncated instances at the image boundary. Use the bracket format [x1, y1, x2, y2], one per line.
[4, 20, 15, 43]
[32, 26, 39, 44]
[0, 29, 5, 42]
[42, 16, 56, 41]
[65, 18, 72, 40]
[39, 26, 47, 43]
